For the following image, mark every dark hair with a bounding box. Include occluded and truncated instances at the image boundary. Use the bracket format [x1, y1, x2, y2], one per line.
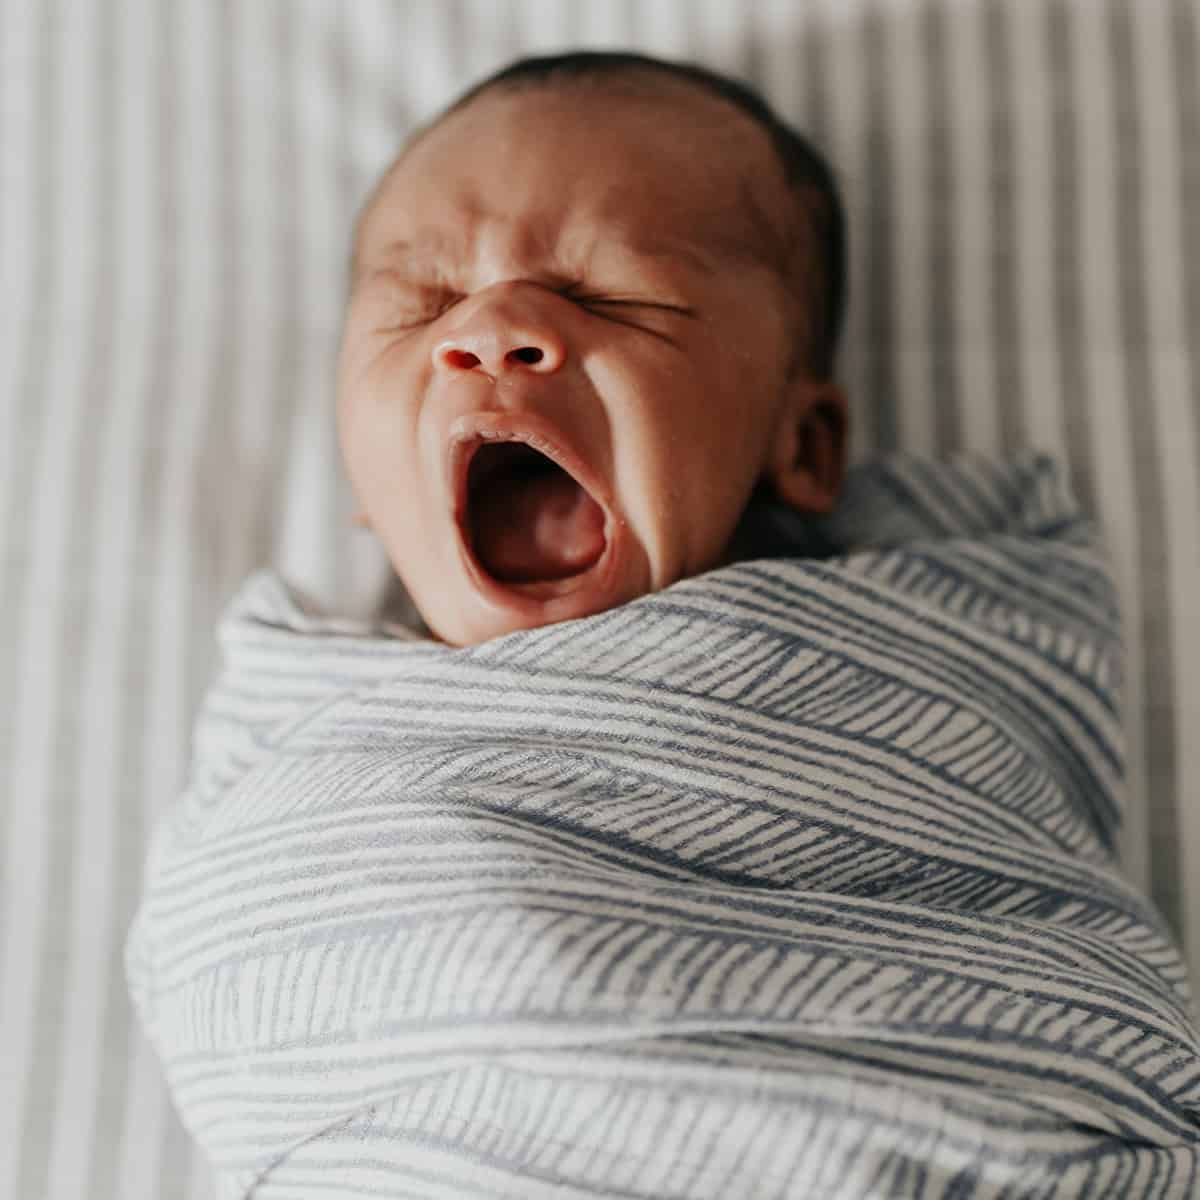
[443, 51, 847, 380]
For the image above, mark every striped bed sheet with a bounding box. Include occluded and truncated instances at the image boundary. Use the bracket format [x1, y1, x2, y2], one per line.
[2, 1, 1198, 1197]
[126, 452, 1200, 1196]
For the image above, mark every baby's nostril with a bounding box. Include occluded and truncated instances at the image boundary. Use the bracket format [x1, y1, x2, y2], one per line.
[444, 349, 481, 370]
[508, 346, 544, 365]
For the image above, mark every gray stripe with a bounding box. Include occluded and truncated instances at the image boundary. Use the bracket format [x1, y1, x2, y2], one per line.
[862, 2, 898, 452]
[85, 4, 151, 1191]
[0, 2, 59, 927]
[923, 0, 959, 456]
[1046, 0, 1094, 512]
[983, 0, 1024, 454]
[800, 12, 829, 149]
[559, 0, 583, 43]
[425, 0, 464, 108]
[442, 0, 471, 113]
[331, 5, 357, 596]
[0, 0, 59, 1189]
[256, 4, 303, 582]
[630, 0, 690, 60]
[495, 0, 523, 64]
[1170, 0, 1200, 493]
[1107, 0, 1182, 941]
[15, 0, 119, 1191]
[618, 0, 639, 48]
[798, 14, 844, 397]
[374, 5, 418, 165]
[207, 0, 245, 612]
[741, 6, 766, 86]
[174, 24, 247, 1186]
[102, 1, 190, 1194]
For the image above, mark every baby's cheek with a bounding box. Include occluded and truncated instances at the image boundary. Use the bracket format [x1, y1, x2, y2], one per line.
[633, 445, 742, 586]
[585, 342, 761, 577]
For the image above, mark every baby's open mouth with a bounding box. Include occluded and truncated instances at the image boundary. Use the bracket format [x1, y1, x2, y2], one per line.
[465, 441, 607, 584]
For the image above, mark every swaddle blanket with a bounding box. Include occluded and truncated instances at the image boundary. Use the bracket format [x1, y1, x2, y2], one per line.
[127, 452, 1200, 1199]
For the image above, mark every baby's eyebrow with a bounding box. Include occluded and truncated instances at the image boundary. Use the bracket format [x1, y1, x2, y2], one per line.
[349, 226, 482, 297]
[619, 237, 716, 277]
[351, 236, 452, 288]
[355, 229, 721, 286]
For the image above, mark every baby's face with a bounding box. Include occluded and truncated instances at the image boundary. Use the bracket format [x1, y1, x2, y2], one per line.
[339, 79, 843, 645]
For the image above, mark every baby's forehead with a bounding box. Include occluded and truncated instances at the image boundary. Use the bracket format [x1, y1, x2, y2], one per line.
[355, 79, 795, 282]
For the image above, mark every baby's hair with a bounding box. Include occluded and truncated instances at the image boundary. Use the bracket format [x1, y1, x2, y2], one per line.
[440, 51, 847, 381]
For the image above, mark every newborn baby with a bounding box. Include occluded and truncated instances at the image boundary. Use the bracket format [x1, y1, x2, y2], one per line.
[134, 55, 1200, 1186]
[338, 51, 848, 645]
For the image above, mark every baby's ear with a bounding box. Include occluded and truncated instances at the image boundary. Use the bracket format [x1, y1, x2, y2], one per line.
[765, 379, 849, 514]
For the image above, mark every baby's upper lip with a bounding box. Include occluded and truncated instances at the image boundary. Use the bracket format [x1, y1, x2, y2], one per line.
[446, 410, 612, 534]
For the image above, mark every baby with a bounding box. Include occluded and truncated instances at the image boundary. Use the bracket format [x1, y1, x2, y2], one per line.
[338, 51, 849, 646]
[136, 55, 1200, 1185]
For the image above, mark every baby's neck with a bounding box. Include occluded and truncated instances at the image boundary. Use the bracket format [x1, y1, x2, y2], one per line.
[719, 488, 837, 567]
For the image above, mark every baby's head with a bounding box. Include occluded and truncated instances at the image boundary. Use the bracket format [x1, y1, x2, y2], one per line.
[338, 51, 848, 645]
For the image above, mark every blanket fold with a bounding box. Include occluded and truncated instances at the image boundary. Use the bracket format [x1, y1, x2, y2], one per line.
[127, 451, 1200, 1198]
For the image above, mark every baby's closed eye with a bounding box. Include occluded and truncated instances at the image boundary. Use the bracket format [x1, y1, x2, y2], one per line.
[372, 283, 464, 331]
[564, 289, 691, 314]
[357, 263, 696, 343]
[558, 285, 696, 341]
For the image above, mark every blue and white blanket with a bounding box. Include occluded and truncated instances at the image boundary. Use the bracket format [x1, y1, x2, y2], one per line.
[127, 452, 1200, 1199]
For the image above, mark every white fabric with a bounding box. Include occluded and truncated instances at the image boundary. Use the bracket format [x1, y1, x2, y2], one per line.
[2, 1, 1198, 1196]
[127, 453, 1200, 1197]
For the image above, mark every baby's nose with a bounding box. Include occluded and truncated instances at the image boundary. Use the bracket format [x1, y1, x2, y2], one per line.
[432, 287, 567, 378]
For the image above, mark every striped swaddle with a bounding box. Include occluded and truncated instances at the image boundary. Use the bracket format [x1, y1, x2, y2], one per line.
[127, 453, 1200, 1198]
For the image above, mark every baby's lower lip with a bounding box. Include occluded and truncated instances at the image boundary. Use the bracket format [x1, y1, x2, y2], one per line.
[454, 485, 632, 618]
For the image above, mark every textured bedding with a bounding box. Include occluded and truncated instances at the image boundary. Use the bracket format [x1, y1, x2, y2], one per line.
[127, 453, 1200, 1198]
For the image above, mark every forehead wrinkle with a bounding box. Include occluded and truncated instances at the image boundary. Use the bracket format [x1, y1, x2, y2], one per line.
[352, 179, 487, 272]
[356, 213, 726, 295]
[350, 235, 450, 296]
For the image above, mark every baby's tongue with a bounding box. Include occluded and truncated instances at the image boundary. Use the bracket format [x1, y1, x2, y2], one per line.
[472, 458, 606, 583]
